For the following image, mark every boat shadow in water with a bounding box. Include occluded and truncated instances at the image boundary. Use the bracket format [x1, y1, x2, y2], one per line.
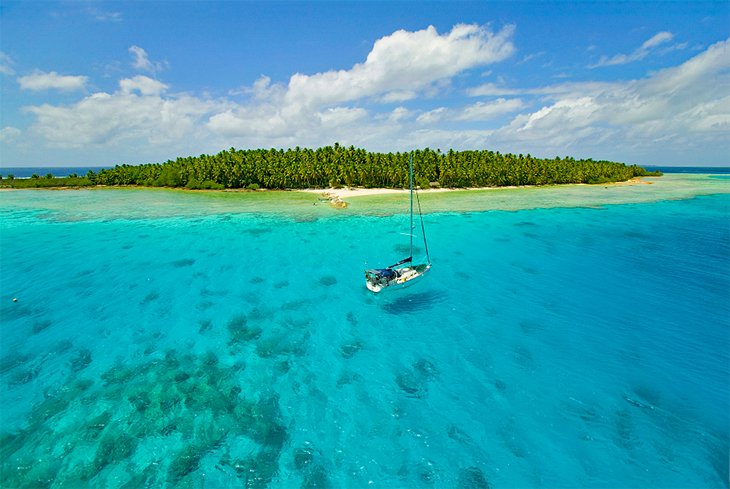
[382, 290, 447, 315]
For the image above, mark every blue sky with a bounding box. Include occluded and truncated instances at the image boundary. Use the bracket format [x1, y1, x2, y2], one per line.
[1, 1, 728, 167]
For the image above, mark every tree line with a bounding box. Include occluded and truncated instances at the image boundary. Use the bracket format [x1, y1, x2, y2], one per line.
[1, 144, 660, 190]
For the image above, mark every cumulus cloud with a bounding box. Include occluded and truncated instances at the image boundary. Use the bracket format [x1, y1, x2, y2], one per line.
[25, 77, 221, 148]
[590, 31, 677, 68]
[236, 75, 285, 100]
[0, 126, 21, 143]
[283, 24, 515, 112]
[317, 107, 368, 127]
[206, 23, 516, 143]
[129, 46, 165, 74]
[497, 39, 730, 158]
[17, 24, 518, 155]
[18, 70, 88, 91]
[504, 97, 604, 150]
[207, 104, 292, 139]
[119, 75, 168, 96]
[14, 26, 728, 166]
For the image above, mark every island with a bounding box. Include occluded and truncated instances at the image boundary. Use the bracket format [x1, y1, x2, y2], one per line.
[0, 144, 661, 191]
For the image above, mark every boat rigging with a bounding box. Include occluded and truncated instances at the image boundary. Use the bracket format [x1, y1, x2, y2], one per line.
[365, 152, 432, 292]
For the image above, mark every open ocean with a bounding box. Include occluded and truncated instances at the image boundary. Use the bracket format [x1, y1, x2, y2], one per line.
[0, 167, 112, 179]
[1, 178, 728, 487]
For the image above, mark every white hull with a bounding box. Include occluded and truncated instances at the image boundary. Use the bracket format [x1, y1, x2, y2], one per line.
[366, 281, 383, 293]
[365, 264, 431, 293]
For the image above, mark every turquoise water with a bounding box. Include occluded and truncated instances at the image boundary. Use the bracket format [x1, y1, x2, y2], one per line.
[1, 188, 728, 487]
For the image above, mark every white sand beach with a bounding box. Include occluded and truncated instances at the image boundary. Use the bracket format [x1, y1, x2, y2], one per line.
[298, 178, 651, 201]
[299, 186, 456, 200]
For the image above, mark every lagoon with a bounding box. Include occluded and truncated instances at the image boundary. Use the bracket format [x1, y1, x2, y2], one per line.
[1, 174, 728, 487]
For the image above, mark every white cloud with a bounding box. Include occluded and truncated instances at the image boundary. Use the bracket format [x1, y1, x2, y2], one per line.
[519, 51, 546, 64]
[12, 27, 728, 167]
[207, 104, 292, 139]
[590, 31, 677, 68]
[0, 52, 15, 76]
[507, 97, 603, 150]
[317, 107, 368, 127]
[18, 70, 88, 92]
[467, 82, 522, 97]
[417, 107, 448, 124]
[406, 127, 494, 151]
[25, 81, 221, 148]
[206, 23, 516, 143]
[283, 23, 515, 111]
[86, 7, 122, 22]
[412, 99, 525, 125]
[457, 98, 525, 121]
[129, 46, 165, 74]
[496, 39, 730, 158]
[388, 107, 411, 122]
[0, 126, 21, 143]
[642, 31, 674, 50]
[379, 90, 418, 103]
[119, 75, 168, 96]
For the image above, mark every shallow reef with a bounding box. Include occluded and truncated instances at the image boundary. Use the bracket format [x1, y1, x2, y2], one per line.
[0, 348, 291, 487]
[395, 358, 439, 399]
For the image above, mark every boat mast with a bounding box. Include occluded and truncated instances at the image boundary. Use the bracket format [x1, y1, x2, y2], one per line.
[409, 151, 414, 260]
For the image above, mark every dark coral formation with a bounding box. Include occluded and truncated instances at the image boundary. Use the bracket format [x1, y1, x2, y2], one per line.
[395, 358, 439, 399]
[458, 466, 491, 489]
[0, 348, 290, 487]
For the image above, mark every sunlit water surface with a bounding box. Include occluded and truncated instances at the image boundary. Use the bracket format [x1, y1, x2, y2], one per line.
[1, 176, 728, 488]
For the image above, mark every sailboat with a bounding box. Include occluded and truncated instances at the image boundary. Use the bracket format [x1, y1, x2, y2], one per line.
[365, 152, 432, 293]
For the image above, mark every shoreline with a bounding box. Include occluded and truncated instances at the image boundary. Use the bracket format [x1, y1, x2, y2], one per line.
[0, 174, 727, 221]
[0, 178, 647, 197]
[296, 177, 651, 203]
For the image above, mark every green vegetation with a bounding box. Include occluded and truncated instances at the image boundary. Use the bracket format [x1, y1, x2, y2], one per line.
[0, 144, 661, 190]
[1, 175, 94, 188]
